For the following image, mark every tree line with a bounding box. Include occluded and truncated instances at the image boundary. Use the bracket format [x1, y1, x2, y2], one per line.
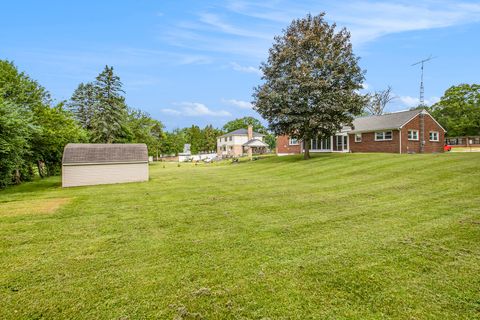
[0, 61, 274, 188]
[2, 12, 478, 184]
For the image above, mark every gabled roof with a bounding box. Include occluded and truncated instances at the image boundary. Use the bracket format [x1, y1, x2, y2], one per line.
[243, 139, 268, 147]
[219, 128, 264, 138]
[62, 144, 148, 165]
[349, 109, 425, 133]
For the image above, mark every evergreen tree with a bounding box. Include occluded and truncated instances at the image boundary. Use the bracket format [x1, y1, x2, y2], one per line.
[91, 65, 128, 143]
[253, 13, 366, 159]
[69, 82, 96, 130]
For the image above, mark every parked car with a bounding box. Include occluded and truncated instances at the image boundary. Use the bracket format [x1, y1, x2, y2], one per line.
[444, 144, 452, 152]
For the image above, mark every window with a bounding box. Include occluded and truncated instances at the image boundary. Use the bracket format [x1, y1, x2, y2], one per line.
[311, 137, 331, 150]
[289, 138, 299, 145]
[355, 133, 362, 142]
[229, 136, 232, 141]
[375, 131, 393, 141]
[429, 131, 439, 142]
[224, 137, 228, 142]
[408, 130, 419, 141]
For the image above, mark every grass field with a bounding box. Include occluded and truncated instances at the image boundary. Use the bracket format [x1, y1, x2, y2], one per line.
[1, 153, 479, 319]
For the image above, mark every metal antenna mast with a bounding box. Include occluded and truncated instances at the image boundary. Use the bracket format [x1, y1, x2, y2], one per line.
[411, 55, 436, 106]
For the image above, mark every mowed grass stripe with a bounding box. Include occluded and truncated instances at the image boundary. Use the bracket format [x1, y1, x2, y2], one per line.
[0, 153, 479, 319]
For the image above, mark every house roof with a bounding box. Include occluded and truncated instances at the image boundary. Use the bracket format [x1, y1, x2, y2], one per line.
[62, 143, 148, 165]
[349, 109, 424, 133]
[219, 128, 264, 138]
[243, 139, 268, 147]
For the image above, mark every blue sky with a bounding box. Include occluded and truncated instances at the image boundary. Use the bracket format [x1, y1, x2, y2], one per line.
[1, 0, 479, 130]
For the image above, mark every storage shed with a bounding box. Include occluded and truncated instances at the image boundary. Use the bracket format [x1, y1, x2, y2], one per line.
[62, 144, 149, 187]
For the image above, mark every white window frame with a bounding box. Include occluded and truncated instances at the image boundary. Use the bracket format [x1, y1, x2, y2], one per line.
[355, 133, 362, 143]
[429, 131, 439, 142]
[408, 130, 419, 141]
[375, 131, 393, 141]
[289, 138, 299, 145]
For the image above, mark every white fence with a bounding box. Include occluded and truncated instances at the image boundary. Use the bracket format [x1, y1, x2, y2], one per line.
[178, 153, 218, 162]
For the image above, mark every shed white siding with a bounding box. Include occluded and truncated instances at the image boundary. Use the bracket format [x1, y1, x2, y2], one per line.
[62, 163, 148, 187]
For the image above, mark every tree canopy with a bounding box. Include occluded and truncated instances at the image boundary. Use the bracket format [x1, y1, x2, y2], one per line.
[253, 13, 366, 159]
[0, 60, 87, 186]
[430, 84, 480, 136]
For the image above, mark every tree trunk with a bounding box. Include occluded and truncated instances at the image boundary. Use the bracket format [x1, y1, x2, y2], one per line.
[303, 138, 310, 160]
[14, 168, 21, 184]
[37, 160, 46, 178]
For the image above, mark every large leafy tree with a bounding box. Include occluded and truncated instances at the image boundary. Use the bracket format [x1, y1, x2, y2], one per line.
[222, 116, 265, 133]
[0, 98, 36, 187]
[184, 125, 203, 154]
[127, 108, 164, 156]
[31, 102, 88, 176]
[0, 60, 86, 186]
[202, 124, 222, 153]
[0, 60, 51, 111]
[430, 84, 480, 136]
[161, 129, 186, 155]
[253, 13, 366, 159]
[91, 65, 129, 143]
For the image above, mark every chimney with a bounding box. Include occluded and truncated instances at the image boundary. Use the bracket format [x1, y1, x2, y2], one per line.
[247, 125, 253, 140]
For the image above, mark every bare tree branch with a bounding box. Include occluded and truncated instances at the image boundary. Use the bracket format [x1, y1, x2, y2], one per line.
[365, 86, 396, 115]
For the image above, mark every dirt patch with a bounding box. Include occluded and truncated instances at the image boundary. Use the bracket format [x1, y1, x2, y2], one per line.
[0, 198, 72, 217]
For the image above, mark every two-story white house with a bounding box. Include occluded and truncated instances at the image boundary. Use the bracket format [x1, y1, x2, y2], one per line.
[217, 125, 268, 157]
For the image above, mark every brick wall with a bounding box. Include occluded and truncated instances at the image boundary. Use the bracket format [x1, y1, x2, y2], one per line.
[276, 135, 301, 154]
[401, 113, 444, 153]
[349, 130, 401, 153]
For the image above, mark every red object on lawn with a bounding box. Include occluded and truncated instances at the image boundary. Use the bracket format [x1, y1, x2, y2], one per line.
[444, 144, 452, 152]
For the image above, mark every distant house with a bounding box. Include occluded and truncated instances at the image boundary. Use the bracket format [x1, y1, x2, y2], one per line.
[62, 144, 149, 187]
[277, 109, 446, 155]
[217, 125, 268, 157]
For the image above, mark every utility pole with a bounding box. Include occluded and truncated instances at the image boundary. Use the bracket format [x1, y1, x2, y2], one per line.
[411, 56, 436, 106]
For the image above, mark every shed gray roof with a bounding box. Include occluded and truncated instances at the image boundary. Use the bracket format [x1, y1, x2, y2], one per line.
[62, 144, 148, 165]
[349, 109, 423, 133]
[219, 128, 264, 138]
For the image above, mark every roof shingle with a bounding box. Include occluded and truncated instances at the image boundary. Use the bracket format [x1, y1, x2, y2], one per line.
[62, 144, 148, 164]
[219, 128, 264, 138]
[350, 109, 423, 132]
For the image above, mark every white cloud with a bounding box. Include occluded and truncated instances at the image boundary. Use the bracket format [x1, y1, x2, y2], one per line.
[398, 95, 440, 108]
[161, 102, 231, 117]
[198, 12, 271, 39]
[230, 62, 262, 75]
[222, 98, 253, 109]
[222, 0, 480, 46]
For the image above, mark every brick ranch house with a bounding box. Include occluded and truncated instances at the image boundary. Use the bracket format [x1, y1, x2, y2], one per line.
[277, 109, 446, 155]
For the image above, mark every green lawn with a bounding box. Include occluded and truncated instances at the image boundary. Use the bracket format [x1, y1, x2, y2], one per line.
[1, 153, 479, 319]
